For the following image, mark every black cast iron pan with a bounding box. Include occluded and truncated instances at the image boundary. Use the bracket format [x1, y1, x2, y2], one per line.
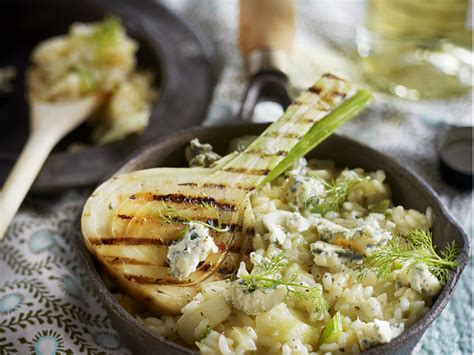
[0, 0, 216, 192]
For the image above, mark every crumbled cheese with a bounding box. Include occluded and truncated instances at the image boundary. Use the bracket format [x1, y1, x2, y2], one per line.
[186, 139, 222, 168]
[312, 217, 352, 243]
[224, 262, 286, 315]
[262, 211, 310, 245]
[350, 222, 392, 256]
[285, 174, 325, 211]
[394, 263, 442, 296]
[310, 217, 392, 256]
[167, 223, 218, 280]
[354, 319, 404, 351]
[224, 282, 286, 316]
[311, 241, 362, 270]
[288, 157, 309, 175]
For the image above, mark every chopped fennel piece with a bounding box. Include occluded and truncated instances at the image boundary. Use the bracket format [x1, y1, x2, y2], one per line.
[368, 199, 391, 214]
[320, 311, 343, 344]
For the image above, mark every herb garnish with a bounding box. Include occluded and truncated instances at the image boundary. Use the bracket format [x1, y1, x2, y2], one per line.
[91, 15, 122, 60]
[239, 253, 329, 318]
[357, 229, 459, 283]
[305, 178, 361, 215]
[152, 202, 229, 234]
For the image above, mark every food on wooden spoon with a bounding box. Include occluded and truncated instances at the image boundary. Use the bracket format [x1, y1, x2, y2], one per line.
[28, 16, 156, 144]
[81, 74, 372, 315]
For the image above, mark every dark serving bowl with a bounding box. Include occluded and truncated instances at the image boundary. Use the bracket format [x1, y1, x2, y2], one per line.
[0, 0, 216, 192]
[73, 123, 470, 354]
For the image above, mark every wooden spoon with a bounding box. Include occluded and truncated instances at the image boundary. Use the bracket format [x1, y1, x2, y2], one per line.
[239, 0, 295, 76]
[0, 95, 102, 239]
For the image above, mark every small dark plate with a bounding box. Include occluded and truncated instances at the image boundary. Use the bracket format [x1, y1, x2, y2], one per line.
[72, 123, 470, 354]
[0, 0, 216, 192]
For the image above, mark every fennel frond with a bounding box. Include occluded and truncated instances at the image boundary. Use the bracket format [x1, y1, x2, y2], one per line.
[239, 253, 329, 317]
[91, 16, 122, 58]
[305, 178, 361, 214]
[152, 202, 229, 233]
[357, 229, 459, 283]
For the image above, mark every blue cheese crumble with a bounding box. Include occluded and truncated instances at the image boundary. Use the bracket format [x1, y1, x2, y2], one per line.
[394, 262, 442, 296]
[311, 241, 362, 270]
[224, 261, 286, 315]
[262, 211, 310, 245]
[310, 217, 392, 256]
[285, 174, 325, 211]
[186, 139, 222, 168]
[350, 222, 392, 256]
[354, 319, 404, 351]
[167, 223, 218, 280]
[310, 217, 352, 243]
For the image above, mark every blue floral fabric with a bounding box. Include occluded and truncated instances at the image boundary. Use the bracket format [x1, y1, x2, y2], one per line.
[1, 0, 472, 354]
[0, 192, 129, 354]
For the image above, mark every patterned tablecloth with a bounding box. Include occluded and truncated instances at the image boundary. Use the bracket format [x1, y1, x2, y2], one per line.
[0, 1, 472, 354]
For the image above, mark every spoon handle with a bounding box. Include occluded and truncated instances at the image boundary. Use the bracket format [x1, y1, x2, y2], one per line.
[0, 132, 58, 239]
[239, 0, 295, 75]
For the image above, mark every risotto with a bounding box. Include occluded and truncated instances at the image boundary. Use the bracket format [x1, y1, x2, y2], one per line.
[113, 151, 448, 354]
[28, 16, 156, 144]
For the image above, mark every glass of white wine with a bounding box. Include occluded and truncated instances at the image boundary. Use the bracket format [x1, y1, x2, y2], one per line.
[357, 0, 473, 100]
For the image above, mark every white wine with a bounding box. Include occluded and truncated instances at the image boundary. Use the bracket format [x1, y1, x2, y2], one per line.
[357, 0, 473, 99]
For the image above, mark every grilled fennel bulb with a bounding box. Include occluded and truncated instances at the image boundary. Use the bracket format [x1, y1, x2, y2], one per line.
[81, 74, 372, 315]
